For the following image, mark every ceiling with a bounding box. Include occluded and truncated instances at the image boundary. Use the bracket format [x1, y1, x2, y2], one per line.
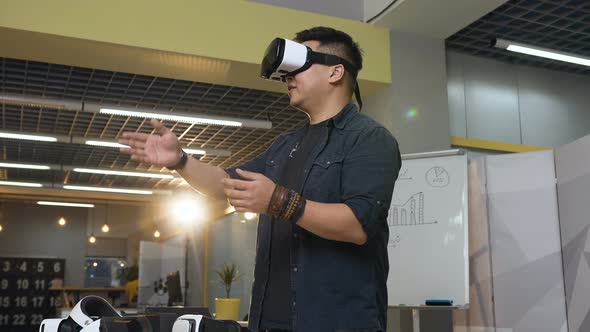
[446, 0, 590, 76]
[0, 57, 307, 192]
[1, 0, 589, 199]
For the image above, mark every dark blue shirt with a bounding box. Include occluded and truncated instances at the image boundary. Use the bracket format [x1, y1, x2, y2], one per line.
[227, 103, 401, 332]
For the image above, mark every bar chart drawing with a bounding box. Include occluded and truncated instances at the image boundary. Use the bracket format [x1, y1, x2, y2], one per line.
[388, 192, 437, 226]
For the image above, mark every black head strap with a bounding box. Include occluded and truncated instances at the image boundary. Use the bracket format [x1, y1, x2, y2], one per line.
[285, 48, 363, 110]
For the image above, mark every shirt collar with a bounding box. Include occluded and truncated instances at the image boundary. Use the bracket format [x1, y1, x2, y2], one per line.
[327, 102, 358, 129]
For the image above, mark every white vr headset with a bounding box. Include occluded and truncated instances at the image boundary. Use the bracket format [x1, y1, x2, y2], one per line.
[261, 37, 363, 109]
[39, 296, 240, 332]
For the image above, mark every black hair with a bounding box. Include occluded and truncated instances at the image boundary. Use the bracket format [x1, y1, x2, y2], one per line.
[294, 26, 364, 92]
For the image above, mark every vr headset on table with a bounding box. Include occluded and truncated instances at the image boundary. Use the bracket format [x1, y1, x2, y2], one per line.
[261, 37, 363, 110]
[39, 296, 240, 332]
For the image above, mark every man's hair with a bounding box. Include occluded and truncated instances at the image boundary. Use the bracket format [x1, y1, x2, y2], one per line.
[294, 27, 363, 93]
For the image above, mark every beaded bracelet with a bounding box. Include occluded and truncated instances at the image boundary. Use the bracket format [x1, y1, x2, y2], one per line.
[267, 184, 306, 223]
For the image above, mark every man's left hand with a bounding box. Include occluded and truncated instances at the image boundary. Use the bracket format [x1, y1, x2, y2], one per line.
[222, 169, 276, 214]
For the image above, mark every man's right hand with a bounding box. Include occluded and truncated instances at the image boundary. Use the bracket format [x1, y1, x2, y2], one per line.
[119, 119, 182, 167]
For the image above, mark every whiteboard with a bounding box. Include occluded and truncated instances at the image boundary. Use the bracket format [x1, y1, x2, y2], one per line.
[387, 151, 469, 307]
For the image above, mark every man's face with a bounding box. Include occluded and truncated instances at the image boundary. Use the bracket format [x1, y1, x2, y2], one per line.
[285, 40, 332, 111]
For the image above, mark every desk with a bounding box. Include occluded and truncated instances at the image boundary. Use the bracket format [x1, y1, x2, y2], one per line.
[50, 287, 126, 308]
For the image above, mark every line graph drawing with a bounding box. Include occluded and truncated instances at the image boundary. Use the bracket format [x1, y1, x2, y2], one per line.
[388, 192, 438, 226]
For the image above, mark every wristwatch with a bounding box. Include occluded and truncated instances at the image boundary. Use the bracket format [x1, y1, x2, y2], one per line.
[167, 150, 188, 171]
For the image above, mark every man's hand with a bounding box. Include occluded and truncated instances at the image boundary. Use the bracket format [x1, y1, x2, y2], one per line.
[119, 119, 182, 167]
[222, 169, 276, 213]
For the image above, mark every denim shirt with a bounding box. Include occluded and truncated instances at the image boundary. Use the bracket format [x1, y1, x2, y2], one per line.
[227, 103, 401, 332]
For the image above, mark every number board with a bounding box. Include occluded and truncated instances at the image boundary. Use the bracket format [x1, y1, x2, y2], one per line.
[0, 257, 65, 332]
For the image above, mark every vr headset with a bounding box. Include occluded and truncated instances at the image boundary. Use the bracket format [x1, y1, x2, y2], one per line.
[39, 296, 240, 332]
[261, 38, 363, 109]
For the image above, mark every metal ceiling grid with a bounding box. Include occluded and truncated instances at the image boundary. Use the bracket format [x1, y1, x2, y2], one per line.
[446, 0, 590, 76]
[0, 57, 308, 190]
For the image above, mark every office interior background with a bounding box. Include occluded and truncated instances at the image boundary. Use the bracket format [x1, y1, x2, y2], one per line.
[1, 0, 590, 331]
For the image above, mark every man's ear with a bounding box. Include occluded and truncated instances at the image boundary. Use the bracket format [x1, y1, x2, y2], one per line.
[328, 64, 346, 84]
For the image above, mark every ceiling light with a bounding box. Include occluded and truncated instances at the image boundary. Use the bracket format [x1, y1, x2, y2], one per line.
[0, 181, 43, 188]
[73, 168, 174, 179]
[58, 217, 66, 226]
[0, 162, 51, 170]
[100, 108, 242, 127]
[244, 212, 256, 220]
[85, 140, 128, 148]
[101, 223, 110, 233]
[84, 140, 228, 156]
[154, 229, 161, 238]
[183, 148, 206, 155]
[0, 224, 3, 232]
[38, 201, 95, 208]
[88, 234, 97, 244]
[493, 38, 590, 67]
[0, 132, 57, 142]
[63, 185, 152, 195]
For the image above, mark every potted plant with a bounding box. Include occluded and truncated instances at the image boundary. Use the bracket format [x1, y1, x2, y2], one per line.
[214, 262, 241, 320]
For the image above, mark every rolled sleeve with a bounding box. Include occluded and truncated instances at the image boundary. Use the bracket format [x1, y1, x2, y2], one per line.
[342, 127, 401, 240]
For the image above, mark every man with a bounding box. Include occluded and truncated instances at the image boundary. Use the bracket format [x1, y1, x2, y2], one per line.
[120, 27, 401, 332]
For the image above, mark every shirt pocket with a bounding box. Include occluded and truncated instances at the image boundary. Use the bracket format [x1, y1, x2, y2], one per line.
[307, 152, 345, 202]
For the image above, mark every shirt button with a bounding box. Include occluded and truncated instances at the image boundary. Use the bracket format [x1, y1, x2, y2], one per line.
[293, 233, 298, 238]
[293, 267, 298, 272]
[292, 301, 296, 307]
[377, 201, 382, 205]
[326, 161, 331, 165]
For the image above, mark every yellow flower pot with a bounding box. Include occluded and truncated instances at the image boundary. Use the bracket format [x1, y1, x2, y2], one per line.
[215, 298, 240, 320]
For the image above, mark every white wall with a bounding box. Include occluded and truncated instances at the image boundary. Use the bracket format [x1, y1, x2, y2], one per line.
[447, 51, 590, 148]
[364, 29, 451, 154]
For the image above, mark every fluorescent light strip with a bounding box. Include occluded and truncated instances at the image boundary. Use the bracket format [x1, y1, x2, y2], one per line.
[86, 140, 207, 155]
[0, 181, 43, 187]
[37, 201, 95, 208]
[63, 185, 152, 195]
[73, 168, 174, 179]
[100, 108, 242, 127]
[494, 38, 590, 68]
[183, 148, 206, 155]
[85, 140, 128, 148]
[507, 45, 590, 67]
[0, 132, 57, 142]
[0, 162, 51, 170]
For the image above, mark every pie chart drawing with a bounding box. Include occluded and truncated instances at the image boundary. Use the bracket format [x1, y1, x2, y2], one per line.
[425, 166, 450, 187]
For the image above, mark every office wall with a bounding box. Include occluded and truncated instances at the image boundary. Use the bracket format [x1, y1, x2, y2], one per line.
[0, 201, 148, 287]
[364, 29, 451, 154]
[447, 51, 590, 148]
[0, 201, 88, 286]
